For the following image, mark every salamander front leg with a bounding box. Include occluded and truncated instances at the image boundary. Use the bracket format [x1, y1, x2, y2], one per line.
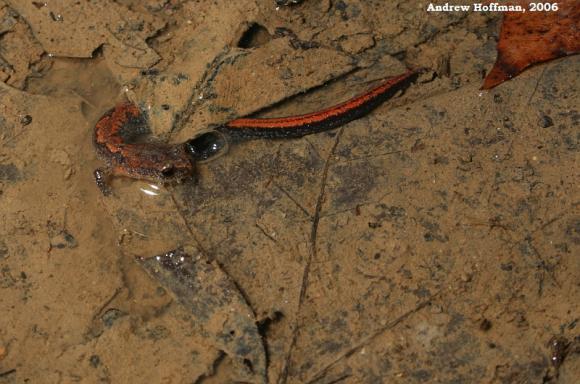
[94, 168, 112, 196]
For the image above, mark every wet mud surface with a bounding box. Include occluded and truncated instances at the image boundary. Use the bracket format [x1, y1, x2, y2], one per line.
[0, 1, 578, 383]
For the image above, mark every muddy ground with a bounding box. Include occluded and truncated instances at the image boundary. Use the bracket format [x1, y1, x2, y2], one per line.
[0, 1, 578, 383]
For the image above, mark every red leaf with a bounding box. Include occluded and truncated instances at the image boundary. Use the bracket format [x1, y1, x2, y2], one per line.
[482, 0, 580, 90]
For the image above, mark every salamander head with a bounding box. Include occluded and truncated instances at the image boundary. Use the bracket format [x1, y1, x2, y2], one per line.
[118, 143, 196, 182]
[150, 144, 195, 181]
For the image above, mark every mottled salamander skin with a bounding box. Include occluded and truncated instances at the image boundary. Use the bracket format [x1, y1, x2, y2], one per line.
[93, 69, 421, 193]
[93, 102, 195, 194]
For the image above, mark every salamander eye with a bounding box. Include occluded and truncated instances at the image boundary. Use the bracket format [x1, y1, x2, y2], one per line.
[161, 164, 175, 177]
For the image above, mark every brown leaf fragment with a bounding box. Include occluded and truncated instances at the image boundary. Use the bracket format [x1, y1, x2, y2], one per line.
[137, 247, 267, 384]
[5, 0, 163, 67]
[482, 0, 580, 89]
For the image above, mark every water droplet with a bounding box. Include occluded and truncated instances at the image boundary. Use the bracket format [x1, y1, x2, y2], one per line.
[185, 131, 228, 162]
[139, 186, 160, 196]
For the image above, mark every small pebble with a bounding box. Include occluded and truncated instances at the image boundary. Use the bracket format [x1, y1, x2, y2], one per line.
[539, 114, 554, 128]
[20, 115, 32, 125]
[89, 354, 100, 368]
[479, 318, 492, 331]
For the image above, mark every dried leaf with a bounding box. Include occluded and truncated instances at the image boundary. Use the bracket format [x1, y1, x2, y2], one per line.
[482, 0, 580, 89]
[138, 247, 267, 384]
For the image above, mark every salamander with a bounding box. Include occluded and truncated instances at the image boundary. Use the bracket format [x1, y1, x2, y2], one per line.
[93, 69, 420, 194]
